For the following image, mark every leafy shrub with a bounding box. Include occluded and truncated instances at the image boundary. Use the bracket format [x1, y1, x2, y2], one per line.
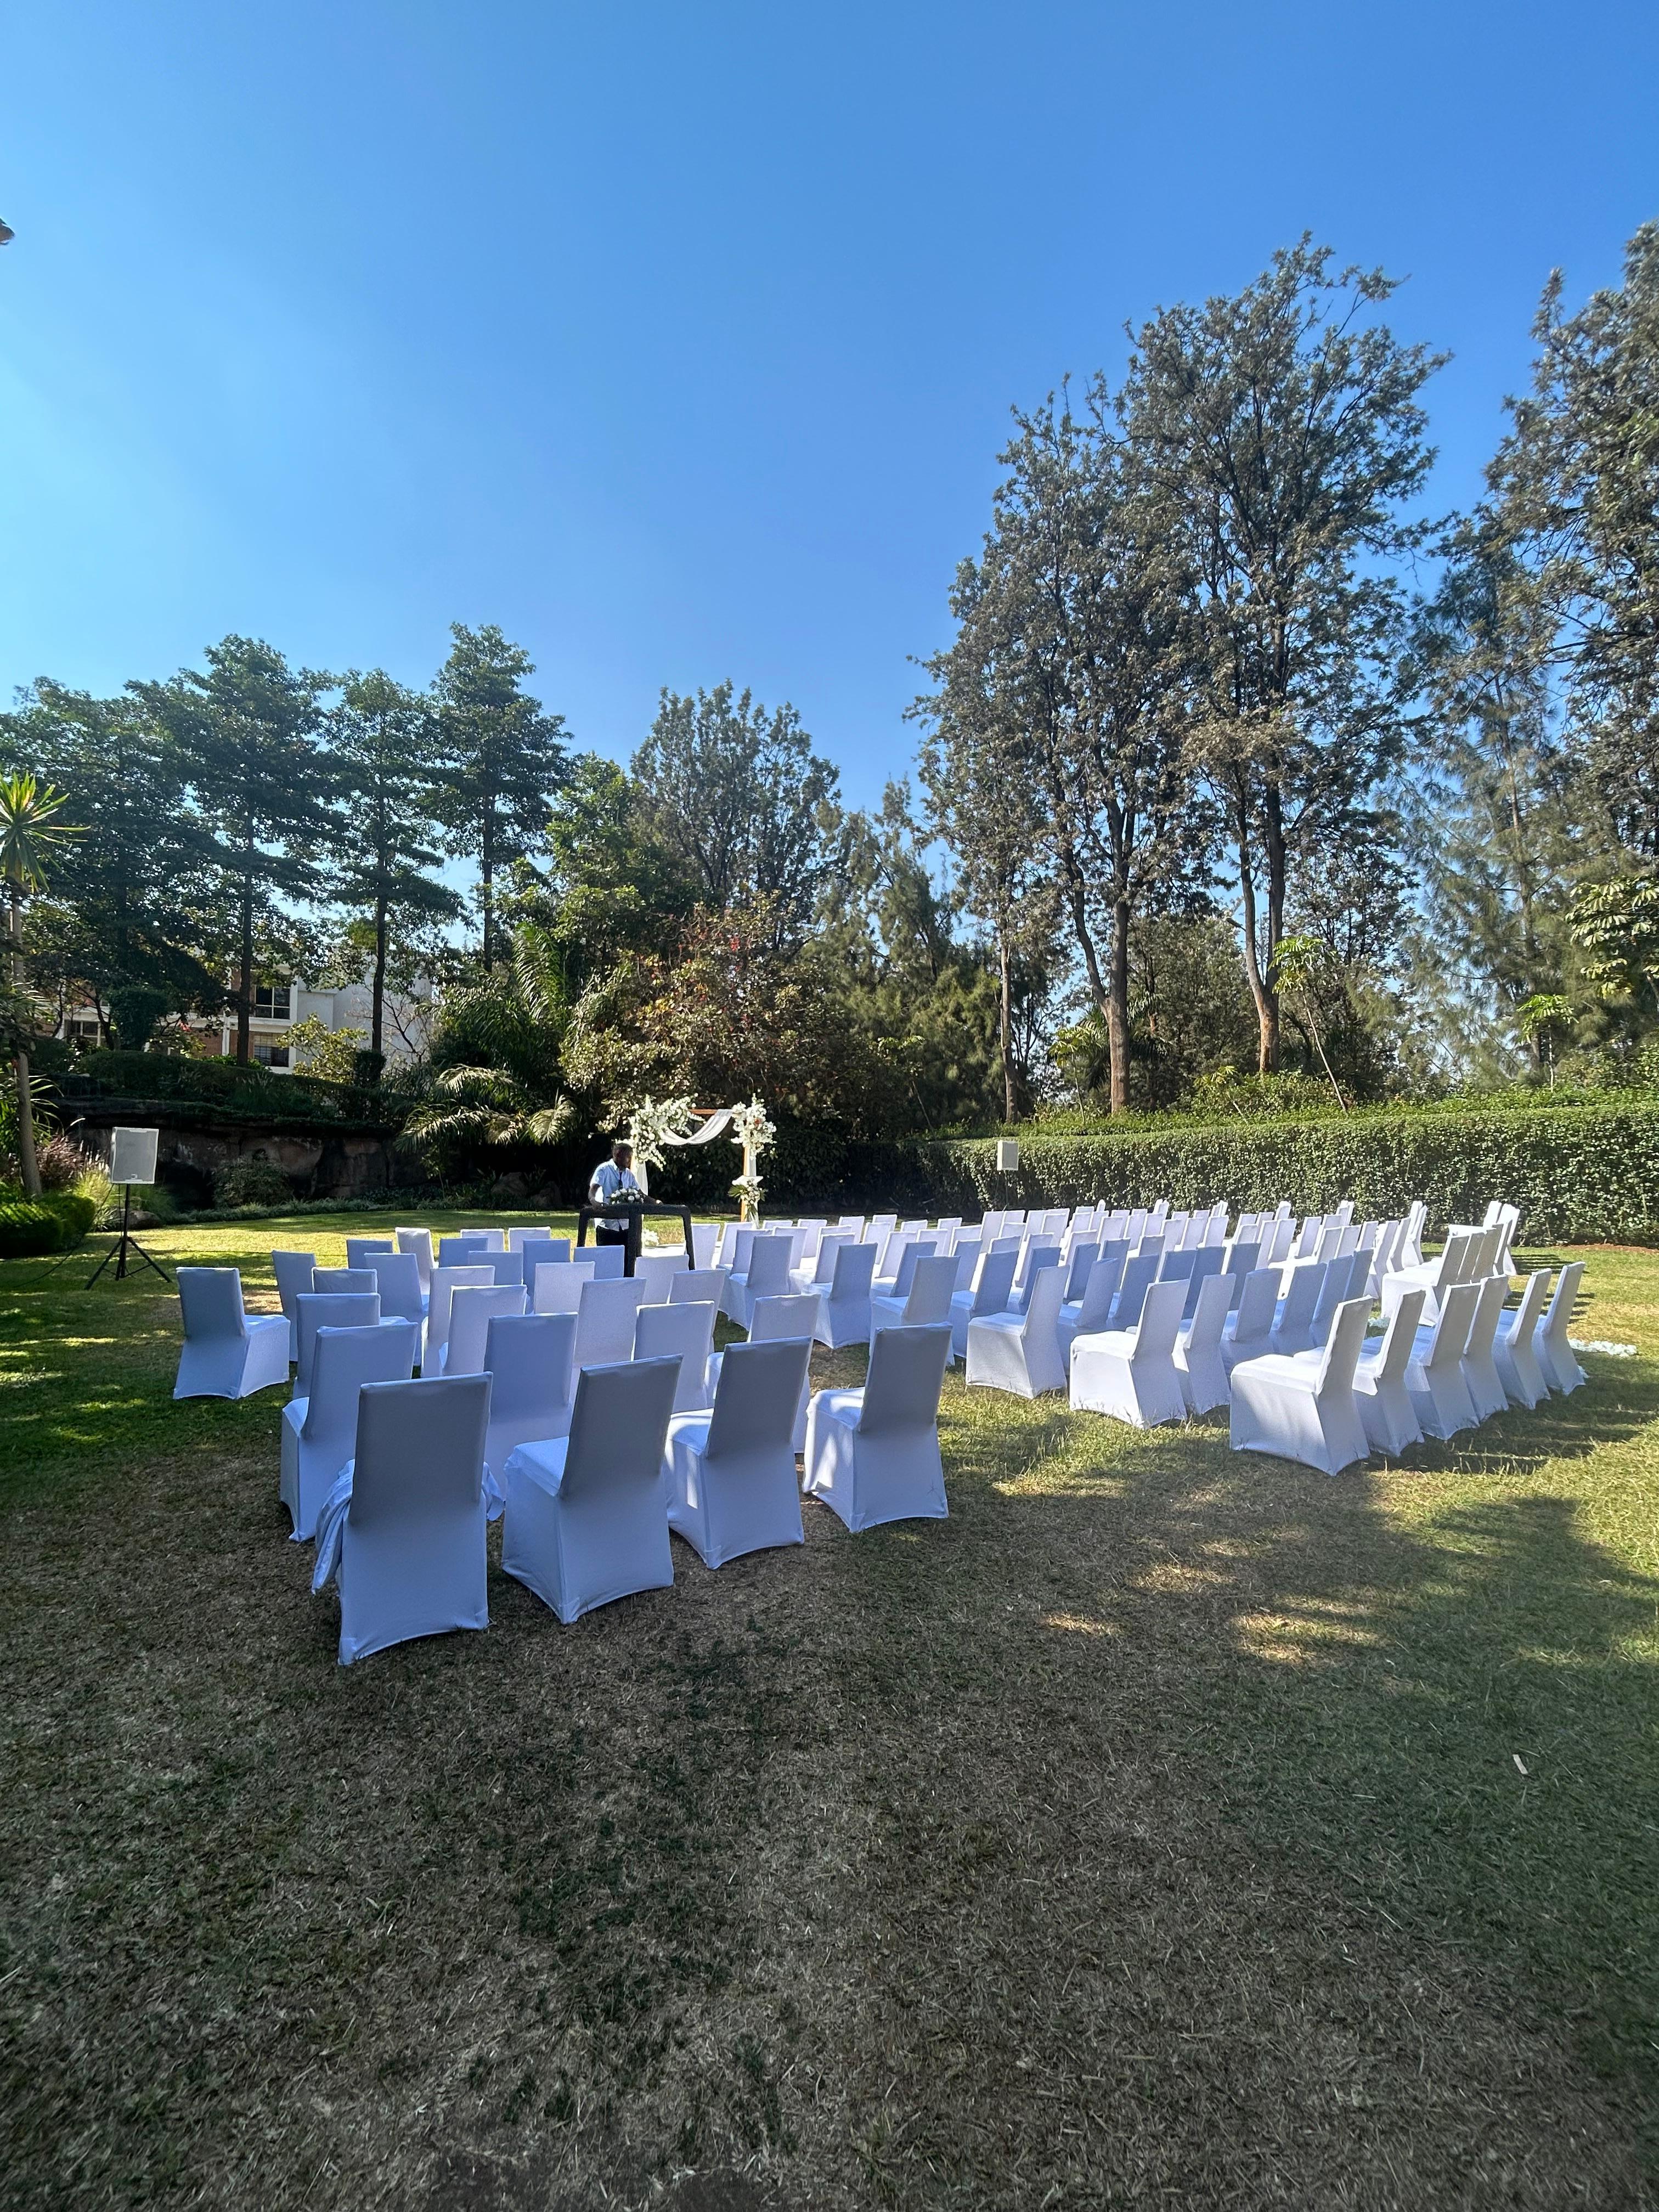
[34, 1132, 98, 1192]
[213, 1157, 295, 1209]
[61, 1049, 410, 1127]
[757, 1101, 1659, 1244]
[0, 1192, 98, 1257]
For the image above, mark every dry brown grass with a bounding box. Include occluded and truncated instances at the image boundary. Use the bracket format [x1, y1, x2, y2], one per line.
[3, 1217, 1658, 2208]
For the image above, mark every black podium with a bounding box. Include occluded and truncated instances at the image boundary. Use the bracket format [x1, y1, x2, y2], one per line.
[575, 1197, 697, 1277]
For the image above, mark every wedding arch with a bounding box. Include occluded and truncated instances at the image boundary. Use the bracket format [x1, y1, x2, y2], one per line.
[623, 1094, 776, 1221]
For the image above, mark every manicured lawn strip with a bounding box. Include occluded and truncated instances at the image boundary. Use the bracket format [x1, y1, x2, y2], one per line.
[2, 1226, 1656, 2206]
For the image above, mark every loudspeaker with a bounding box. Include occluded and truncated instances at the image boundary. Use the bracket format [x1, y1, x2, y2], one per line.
[109, 1126, 160, 1186]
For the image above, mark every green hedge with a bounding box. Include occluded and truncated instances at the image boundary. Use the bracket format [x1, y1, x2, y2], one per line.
[0, 1192, 99, 1258]
[749, 1102, 1659, 1244]
[57, 1051, 404, 1127]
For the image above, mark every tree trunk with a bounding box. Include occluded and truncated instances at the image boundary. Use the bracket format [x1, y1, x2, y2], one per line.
[10, 882, 41, 1198]
[999, 929, 1016, 1123]
[1235, 801, 1279, 1074]
[235, 870, 253, 1065]
[480, 800, 494, 973]
[371, 890, 387, 1064]
[1108, 896, 1131, 1115]
[1059, 844, 1108, 1014]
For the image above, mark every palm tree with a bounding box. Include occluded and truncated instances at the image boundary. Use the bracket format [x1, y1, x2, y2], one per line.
[0, 774, 80, 1197]
[402, 923, 578, 1167]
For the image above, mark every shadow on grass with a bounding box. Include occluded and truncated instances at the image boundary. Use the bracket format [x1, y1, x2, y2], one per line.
[5, 1256, 1659, 2207]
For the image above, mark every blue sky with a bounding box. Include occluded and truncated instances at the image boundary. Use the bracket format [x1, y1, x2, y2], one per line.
[3, 1, 1657, 811]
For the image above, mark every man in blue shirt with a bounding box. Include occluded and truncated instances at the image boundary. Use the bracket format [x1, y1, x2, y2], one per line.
[588, 1141, 642, 1248]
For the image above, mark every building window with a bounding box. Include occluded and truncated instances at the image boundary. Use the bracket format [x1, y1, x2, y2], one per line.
[253, 1043, 290, 1070]
[67, 1015, 101, 1045]
[253, 985, 292, 1021]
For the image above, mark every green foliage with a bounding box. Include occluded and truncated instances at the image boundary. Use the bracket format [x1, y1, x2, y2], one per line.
[287, 1015, 368, 1084]
[63, 1048, 404, 1126]
[108, 983, 171, 1051]
[403, 923, 577, 1170]
[632, 682, 840, 938]
[1487, 222, 1659, 836]
[0, 1191, 97, 1256]
[431, 624, 568, 967]
[211, 1157, 295, 1209]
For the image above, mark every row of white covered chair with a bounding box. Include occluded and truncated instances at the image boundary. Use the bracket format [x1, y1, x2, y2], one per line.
[302, 1318, 953, 1663]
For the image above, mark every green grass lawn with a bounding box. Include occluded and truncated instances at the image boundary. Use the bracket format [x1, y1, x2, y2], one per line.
[3, 1214, 1658, 2209]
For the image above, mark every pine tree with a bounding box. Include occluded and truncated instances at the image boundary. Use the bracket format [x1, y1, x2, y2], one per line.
[324, 670, 460, 1072]
[139, 637, 330, 1063]
[431, 625, 568, 970]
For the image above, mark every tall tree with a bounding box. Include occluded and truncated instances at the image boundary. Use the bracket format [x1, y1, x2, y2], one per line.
[915, 624, 1059, 1121]
[139, 637, 330, 1064]
[324, 669, 460, 1070]
[632, 682, 842, 939]
[1410, 521, 1581, 1066]
[0, 680, 220, 1022]
[1120, 239, 1443, 1070]
[920, 393, 1199, 1111]
[432, 624, 568, 969]
[1484, 221, 1659, 855]
[0, 774, 78, 1196]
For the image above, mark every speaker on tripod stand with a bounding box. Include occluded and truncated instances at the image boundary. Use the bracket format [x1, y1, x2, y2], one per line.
[86, 1126, 172, 1288]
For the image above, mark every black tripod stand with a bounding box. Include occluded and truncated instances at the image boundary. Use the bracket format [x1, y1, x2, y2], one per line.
[85, 1184, 172, 1288]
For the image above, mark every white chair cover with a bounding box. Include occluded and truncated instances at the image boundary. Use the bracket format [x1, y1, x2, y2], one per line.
[634, 1298, 718, 1412]
[669, 1268, 728, 1305]
[811, 1240, 877, 1349]
[505, 1225, 552, 1250]
[437, 1234, 492, 1267]
[444, 1283, 528, 1375]
[1270, 1262, 1328, 1355]
[533, 1259, 598, 1313]
[1460, 1272, 1511, 1423]
[364, 1250, 425, 1330]
[501, 1357, 682, 1623]
[1534, 1262, 1587, 1394]
[425, 1265, 494, 1372]
[633, 1251, 685, 1302]
[664, 1338, 811, 1567]
[574, 1277, 647, 1370]
[294, 1290, 381, 1397]
[1230, 1299, 1371, 1474]
[1173, 1269, 1232, 1415]
[174, 1267, 292, 1401]
[281, 1318, 418, 1539]
[966, 1266, 1066, 1398]
[1069, 1277, 1187, 1427]
[707, 1290, 820, 1449]
[1353, 1288, 1424, 1456]
[311, 1374, 493, 1666]
[803, 1324, 952, 1532]
[1057, 1248, 1126, 1364]
[346, 1237, 395, 1271]
[312, 1266, 379, 1294]
[723, 1233, 794, 1328]
[482, 1311, 577, 1462]
[396, 1226, 434, 1291]
[1494, 1269, 1553, 1407]
[1406, 1280, 1481, 1438]
[271, 1249, 317, 1362]
[518, 1236, 572, 1294]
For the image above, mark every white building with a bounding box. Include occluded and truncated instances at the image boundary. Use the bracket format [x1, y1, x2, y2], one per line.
[57, 970, 438, 1072]
[216, 974, 438, 1071]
